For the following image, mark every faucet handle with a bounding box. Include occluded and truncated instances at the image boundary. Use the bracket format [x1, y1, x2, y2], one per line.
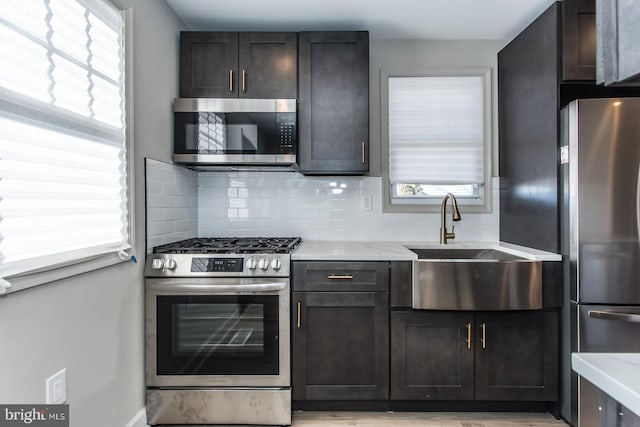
[447, 225, 456, 240]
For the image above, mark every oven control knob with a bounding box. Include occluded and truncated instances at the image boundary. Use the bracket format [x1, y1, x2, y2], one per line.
[270, 258, 282, 271]
[151, 258, 165, 270]
[258, 257, 269, 270]
[164, 258, 177, 271]
[246, 257, 257, 270]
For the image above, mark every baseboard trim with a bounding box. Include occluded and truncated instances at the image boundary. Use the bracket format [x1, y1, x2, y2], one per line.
[124, 408, 147, 427]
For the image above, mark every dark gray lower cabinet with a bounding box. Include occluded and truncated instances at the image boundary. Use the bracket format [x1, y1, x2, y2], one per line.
[475, 311, 559, 401]
[391, 310, 559, 402]
[292, 291, 389, 400]
[391, 311, 474, 400]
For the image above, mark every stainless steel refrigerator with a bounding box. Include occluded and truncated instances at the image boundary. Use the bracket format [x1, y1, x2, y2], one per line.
[560, 97, 640, 427]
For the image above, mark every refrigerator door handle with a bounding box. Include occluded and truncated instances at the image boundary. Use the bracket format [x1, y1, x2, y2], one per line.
[588, 309, 640, 323]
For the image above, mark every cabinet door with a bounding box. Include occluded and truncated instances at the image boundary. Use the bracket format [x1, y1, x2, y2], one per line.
[292, 291, 388, 400]
[390, 311, 474, 400]
[297, 31, 369, 175]
[238, 32, 297, 99]
[474, 311, 559, 401]
[562, 0, 596, 81]
[180, 32, 238, 98]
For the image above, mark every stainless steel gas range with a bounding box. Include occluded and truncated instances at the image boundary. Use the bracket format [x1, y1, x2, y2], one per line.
[144, 237, 301, 426]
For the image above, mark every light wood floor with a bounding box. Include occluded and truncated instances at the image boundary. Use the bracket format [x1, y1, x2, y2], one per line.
[291, 411, 569, 426]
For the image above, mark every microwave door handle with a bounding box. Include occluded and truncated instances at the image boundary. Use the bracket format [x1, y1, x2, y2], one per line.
[147, 282, 287, 293]
[588, 309, 640, 323]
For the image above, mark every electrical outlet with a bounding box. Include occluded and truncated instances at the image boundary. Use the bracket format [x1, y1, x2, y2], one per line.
[46, 369, 67, 404]
[362, 194, 373, 211]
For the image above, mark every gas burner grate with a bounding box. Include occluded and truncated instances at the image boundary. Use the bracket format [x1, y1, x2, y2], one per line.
[153, 237, 302, 254]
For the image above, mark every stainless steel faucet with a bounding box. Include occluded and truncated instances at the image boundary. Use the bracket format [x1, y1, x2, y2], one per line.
[440, 193, 462, 244]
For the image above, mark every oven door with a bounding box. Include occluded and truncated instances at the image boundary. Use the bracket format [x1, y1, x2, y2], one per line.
[145, 278, 290, 387]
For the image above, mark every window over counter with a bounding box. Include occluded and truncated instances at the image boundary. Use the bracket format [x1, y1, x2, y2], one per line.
[381, 68, 492, 212]
[0, 0, 133, 294]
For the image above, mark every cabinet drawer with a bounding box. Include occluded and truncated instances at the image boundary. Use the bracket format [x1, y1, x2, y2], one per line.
[293, 262, 389, 292]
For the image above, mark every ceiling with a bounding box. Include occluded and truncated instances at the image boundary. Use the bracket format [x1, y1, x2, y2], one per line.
[165, 0, 557, 40]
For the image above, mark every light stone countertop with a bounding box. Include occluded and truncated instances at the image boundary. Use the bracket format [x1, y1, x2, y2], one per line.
[292, 241, 417, 261]
[572, 353, 640, 417]
[292, 240, 562, 261]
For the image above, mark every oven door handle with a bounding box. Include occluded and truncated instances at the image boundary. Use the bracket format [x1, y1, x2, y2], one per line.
[147, 282, 288, 293]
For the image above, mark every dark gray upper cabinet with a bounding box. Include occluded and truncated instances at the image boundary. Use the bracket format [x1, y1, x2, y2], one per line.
[180, 31, 297, 99]
[563, 0, 596, 81]
[297, 31, 369, 175]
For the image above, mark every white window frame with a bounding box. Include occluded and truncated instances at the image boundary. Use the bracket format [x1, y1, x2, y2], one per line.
[380, 67, 492, 213]
[0, 0, 135, 295]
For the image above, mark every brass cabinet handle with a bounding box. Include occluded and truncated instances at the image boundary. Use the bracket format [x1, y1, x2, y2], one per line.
[480, 322, 486, 349]
[229, 69, 233, 92]
[242, 69, 246, 92]
[327, 274, 354, 280]
[361, 142, 365, 164]
[297, 301, 301, 328]
[465, 322, 472, 349]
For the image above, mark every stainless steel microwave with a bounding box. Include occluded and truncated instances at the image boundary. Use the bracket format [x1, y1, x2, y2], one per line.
[173, 98, 296, 167]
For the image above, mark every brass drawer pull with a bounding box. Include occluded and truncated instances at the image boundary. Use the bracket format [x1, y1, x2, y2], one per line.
[229, 69, 233, 92]
[297, 301, 301, 328]
[480, 322, 486, 349]
[361, 142, 365, 164]
[327, 274, 354, 280]
[465, 322, 472, 349]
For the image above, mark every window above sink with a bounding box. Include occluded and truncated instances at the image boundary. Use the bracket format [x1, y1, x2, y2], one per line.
[380, 68, 493, 213]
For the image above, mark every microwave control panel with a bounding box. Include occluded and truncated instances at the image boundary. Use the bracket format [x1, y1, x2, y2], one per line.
[276, 112, 296, 153]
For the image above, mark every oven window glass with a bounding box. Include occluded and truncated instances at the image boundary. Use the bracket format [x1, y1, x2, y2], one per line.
[156, 295, 279, 375]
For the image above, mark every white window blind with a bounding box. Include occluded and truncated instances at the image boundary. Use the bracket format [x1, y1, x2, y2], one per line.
[0, 0, 128, 279]
[388, 76, 484, 185]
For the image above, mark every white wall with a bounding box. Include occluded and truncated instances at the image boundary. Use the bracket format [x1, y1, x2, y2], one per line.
[0, 1, 185, 426]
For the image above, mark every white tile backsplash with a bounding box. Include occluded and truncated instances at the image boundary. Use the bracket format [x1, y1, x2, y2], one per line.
[145, 159, 198, 252]
[197, 172, 500, 242]
[145, 163, 499, 248]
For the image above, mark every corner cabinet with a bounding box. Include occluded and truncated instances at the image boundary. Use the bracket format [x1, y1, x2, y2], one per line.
[391, 311, 559, 402]
[291, 261, 388, 401]
[297, 31, 369, 175]
[179, 32, 297, 98]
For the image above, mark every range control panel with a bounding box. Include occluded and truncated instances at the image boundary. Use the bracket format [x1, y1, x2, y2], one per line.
[145, 254, 291, 278]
